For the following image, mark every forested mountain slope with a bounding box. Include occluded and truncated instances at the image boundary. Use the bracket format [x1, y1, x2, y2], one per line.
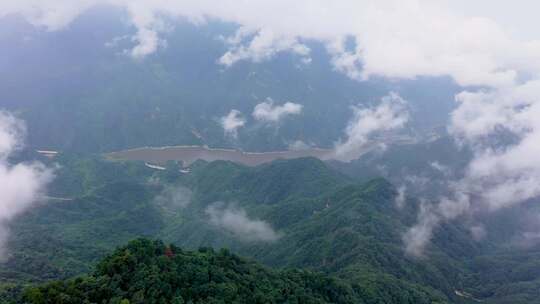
[18, 239, 366, 304]
[1, 154, 539, 303]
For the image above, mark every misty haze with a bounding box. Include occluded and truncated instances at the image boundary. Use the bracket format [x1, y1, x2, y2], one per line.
[1, 1, 540, 303]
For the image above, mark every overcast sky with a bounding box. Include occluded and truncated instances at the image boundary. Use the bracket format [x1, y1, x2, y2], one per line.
[2, 0, 538, 88]
[443, 0, 540, 40]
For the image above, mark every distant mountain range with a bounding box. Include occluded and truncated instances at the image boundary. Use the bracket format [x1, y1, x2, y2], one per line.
[0, 9, 459, 153]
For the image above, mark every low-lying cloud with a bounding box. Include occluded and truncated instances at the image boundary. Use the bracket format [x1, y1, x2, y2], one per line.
[4, 1, 539, 89]
[153, 185, 192, 210]
[252, 99, 302, 123]
[219, 27, 311, 67]
[288, 140, 312, 151]
[205, 202, 281, 242]
[405, 80, 540, 256]
[403, 201, 440, 257]
[220, 109, 245, 138]
[0, 111, 53, 259]
[334, 92, 409, 162]
[395, 185, 407, 209]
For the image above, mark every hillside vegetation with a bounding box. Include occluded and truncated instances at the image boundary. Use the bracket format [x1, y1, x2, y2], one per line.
[20, 238, 365, 304]
[1, 154, 539, 303]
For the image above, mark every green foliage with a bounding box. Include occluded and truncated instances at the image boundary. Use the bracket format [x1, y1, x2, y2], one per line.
[22, 239, 363, 304]
[185, 157, 346, 206]
[0, 156, 161, 284]
[2, 154, 540, 303]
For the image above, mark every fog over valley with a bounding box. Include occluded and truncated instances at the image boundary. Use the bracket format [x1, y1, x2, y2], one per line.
[1, 1, 540, 303]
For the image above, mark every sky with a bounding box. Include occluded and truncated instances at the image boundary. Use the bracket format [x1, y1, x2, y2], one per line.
[2, 0, 540, 256]
[443, 0, 540, 40]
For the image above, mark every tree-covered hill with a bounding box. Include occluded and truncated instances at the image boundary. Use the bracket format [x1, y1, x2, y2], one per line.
[19, 238, 365, 304]
[0, 155, 449, 303]
[1, 154, 539, 303]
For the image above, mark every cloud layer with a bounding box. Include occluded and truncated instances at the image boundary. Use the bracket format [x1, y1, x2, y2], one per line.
[3, 0, 539, 87]
[205, 202, 280, 242]
[252, 99, 303, 124]
[153, 185, 192, 210]
[220, 109, 245, 138]
[334, 92, 409, 161]
[406, 80, 540, 256]
[0, 112, 53, 258]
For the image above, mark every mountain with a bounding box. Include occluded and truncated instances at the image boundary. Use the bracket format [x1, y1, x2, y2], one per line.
[0, 8, 459, 154]
[0, 155, 447, 303]
[2, 3, 540, 304]
[18, 238, 364, 304]
[1, 154, 540, 303]
[0, 155, 437, 301]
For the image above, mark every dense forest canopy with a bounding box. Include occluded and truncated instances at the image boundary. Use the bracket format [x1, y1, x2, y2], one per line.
[20, 239, 366, 304]
[0, 155, 537, 303]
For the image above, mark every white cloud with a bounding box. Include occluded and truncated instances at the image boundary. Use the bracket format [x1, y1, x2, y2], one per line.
[153, 185, 192, 210]
[395, 185, 407, 208]
[404, 190, 471, 256]
[403, 201, 440, 257]
[461, 86, 540, 210]
[220, 109, 245, 138]
[288, 140, 311, 151]
[334, 92, 408, 161]
[124, 2, 168, 59]
[470, 225, 486, 241]
[129, 27, 160, 59]
[0, 113, 24, 158]
[430, 162, 451, 177]
[406, 80, 540, 256]
[0, 111, 53, 258]
[5, 0, 540, 87]
[0, 0, 97, 31]
[205, 202, 280, 242]
[252, 99, 302, 123]
[219, 27, 310, 66]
